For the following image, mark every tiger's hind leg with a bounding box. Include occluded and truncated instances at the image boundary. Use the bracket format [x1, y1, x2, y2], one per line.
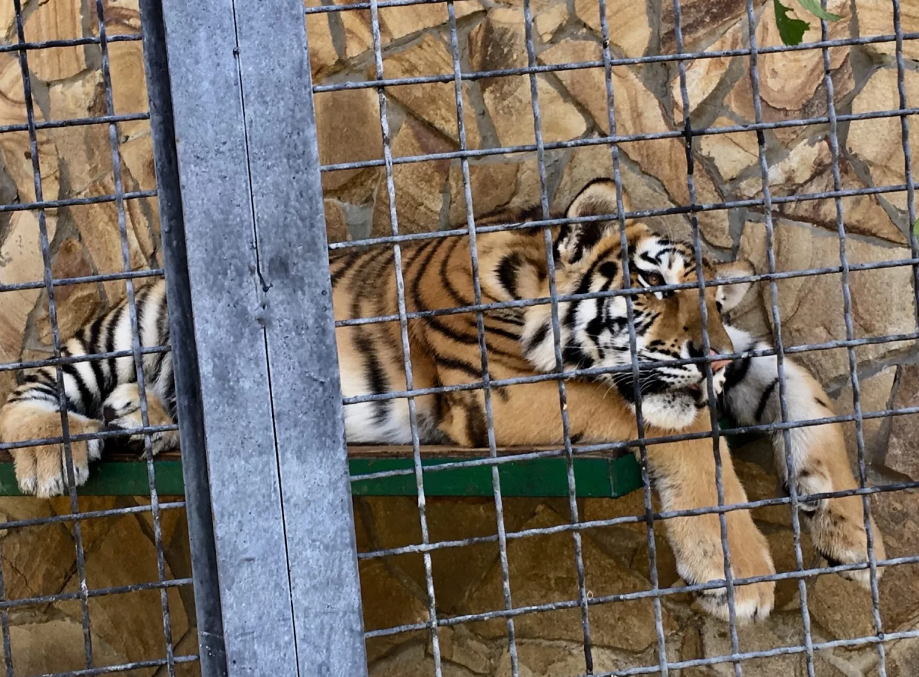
[722, 326, 885, 587]
[102, 383, 179, 456]
[0, 401, 103, 497]
[772, 415, 885, 588]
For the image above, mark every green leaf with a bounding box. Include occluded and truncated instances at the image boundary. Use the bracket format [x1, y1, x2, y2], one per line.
[774, 0, 809, 45]
[798, 0, 842, 22]
[912, 217, 919, 237]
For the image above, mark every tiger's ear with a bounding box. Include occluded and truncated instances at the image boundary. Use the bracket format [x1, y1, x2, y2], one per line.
[713, 260, 754, 312]
[556, 180, 628, 266]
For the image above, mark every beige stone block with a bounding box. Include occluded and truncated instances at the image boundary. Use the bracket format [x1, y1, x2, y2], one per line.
[48, 495, 128, 552]
[832, 366, 897, 468]
[735, 136, 906, 244]
[543, 42, 697, 205]
[886, 366, 919, 481]
[469, 8, 528, 71]
[810, 572, 879, 640]
[573, 0, 650, 57]
[372, 117, 451, 236]
[868, 632, 919, 677]
[858, 0, 919, 61]
[35, 237, 99, 344]
[0, 0, 16, 42]
[86, 0, 143, 37]
[470, 11, 587, 147]
[0, 211, 54, 376]
[660, 0, 762, 54]
[0, 497, 75, 601]
[724, 2, 853, 147]
[24, 0, 86, 82]
[756, 0, 850, 111]
[51, 177, 150, 312]
[384, 34, 481, 148]
[694, 166, 732, 249]
[497, 639, 646, 676]
[672, 19, 739, 120]
[699, 117, 759, 182]
[437, 626, 492, 674]
[872, 489, 919, 630]
[848, 68, 919, 213]
[370, 643, 478, 677]
[316, 87, 383, 191]
[737, 219, 915, 386]
[447, 161, 521, 227]
[341, 8, 374, 59]
[467, 504, 675, 652]
[2, 619, 125, 676]
[379, 0, 483, 41]
[56, 515, 190, 667]
[119, 132, 156, 191]
[535, 4, 567, 42]
[304, 0, 340, 77]
[0, 52, 27, 128]
[700, 612, 811, 676]
[482, 73, 585, 148]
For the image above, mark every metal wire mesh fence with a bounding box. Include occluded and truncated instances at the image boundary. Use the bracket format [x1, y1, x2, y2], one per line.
[307, 0, 919, 675]
[0, 1, 222, 675]
[2, 0, 919, 676]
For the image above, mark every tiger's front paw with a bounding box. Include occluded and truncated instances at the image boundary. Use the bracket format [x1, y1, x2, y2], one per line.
[810, 493, 886, 588]
[676, 511, 775, 623]
[102, 383, 178, 456]
[13, 436, 103, 498]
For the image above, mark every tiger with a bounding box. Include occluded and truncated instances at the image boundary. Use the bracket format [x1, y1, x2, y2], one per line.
[0, 180, 884, 623]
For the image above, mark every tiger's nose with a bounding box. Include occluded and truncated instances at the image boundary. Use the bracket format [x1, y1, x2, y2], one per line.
[709, 349, 731, 372]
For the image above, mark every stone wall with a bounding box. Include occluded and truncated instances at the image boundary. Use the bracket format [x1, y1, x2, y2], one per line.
[1, 0, 919, 675]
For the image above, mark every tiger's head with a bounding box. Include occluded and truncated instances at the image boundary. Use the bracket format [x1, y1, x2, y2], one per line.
[521, 180, 753, 431]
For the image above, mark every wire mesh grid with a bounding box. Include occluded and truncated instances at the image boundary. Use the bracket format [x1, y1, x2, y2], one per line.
[308, 0, 919, 675]
[0, 1, 201, 675]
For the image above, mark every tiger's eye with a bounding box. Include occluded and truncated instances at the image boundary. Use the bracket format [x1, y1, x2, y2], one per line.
[646, 272, 664, 287]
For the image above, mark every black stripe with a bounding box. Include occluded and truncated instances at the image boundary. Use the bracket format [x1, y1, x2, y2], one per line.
[754, 377, 779, 422]
[149, 289, 170, 388]
[105, 304, 124, 383]
[723, 355, 751, 393]
[330, 250, 363, 286]
[524, 321, 549, 355]
[439, 237, 471, 308]
[483, 324, 520, 343]
[348, 254, 392, 427]
[412, 239, 515, 357]
[353, 332, 391, 426]
[562, 342, 594, 370]
[464, 401, 488, 447]
[436, 354, 483, 381]
[24, 371, 56, 387]
[85, 316, 109, 394]
[497, 253, 522, 299]
[60, 363, 95, 415]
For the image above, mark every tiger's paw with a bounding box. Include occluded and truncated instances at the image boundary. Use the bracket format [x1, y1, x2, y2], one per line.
[678, 512, 775, 623]
[13, 436, 103, 498]
[810, 493, 885, 589]
[102, 383, 178, 456]
[2, 404, 104, 497]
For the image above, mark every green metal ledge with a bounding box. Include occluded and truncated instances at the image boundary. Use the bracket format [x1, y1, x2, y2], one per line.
[0, 419, 755, 497]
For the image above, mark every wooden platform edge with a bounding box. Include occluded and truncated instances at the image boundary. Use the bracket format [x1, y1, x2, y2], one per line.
[0, 448, 645, 498]
[0, 418, 756, 497]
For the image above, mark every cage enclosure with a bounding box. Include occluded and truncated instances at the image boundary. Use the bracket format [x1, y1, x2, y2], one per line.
[0, 0, 918, 676]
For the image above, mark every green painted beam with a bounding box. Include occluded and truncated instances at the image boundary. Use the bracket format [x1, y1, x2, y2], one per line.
[0, 417, 751, 497]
